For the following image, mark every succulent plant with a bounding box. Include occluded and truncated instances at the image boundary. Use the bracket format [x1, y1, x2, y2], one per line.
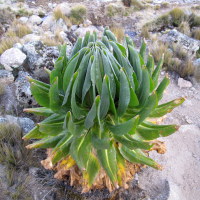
[23, 29, 184, 191]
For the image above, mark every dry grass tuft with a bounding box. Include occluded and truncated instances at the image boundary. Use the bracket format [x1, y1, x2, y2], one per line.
[150, 41, 173, 66]
[53, 8, 65, 21]
[161, 2, 169, 8]
[70, 5, 87, 25]
[178, 21, 191, 36]
[0, 122, 33, 168]
[140, 26, 150, 39]
[5, 21, 32, 38]
[130, 0, 145, 10]
[192, 28, 200, 40]
[110, 27, 125, 42]
[170, 7, 187, 26]
[0, 37, 19, 55]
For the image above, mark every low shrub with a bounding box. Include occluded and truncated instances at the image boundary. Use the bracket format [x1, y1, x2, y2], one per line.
[70, 5, 87, 25]
[178, 21, 191, 36]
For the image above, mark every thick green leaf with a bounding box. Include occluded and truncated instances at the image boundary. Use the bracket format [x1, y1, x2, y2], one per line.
[105, 30, 117, 42]
[152, 55, 164, 89]
[82, 57, 93, 102]
[26, 134, 64, 149]
[49, 77, 62, 112]
[128, 45, 142, 85]
[97, 144, 118, 184]
[50, 57, 64, 90]
[100, 75, 110, 119]
[70, 37, 82, 58]
[62, 72, 78, 106]
[137, 124, 179, 140]
[82, 31, 90, 48]
[139, 39, 146, 61]
[108, 115, 139, 136]
[23, 126, 48, 140]
[85, 153, 100, 186]
[28, 77, 50, 89]
[38, 122, 64, 136]
[138, 92, 157, 123]
[23, 107, 54, 117]
[85, 96, 100, 129]
[119, 145, 162, 169]
[114, 134, 152, 150]
[70, 133, 92, 169]
[30, 83, 49, 107]
[63, 53, 79, 92]
[150, 97, 185, 118]
[146, 54, 154, 74]
[117, 69, 130, 116]
[156, 76, 170, 101]
[138, 68, 150, 107]
[71, 72, 86, 119]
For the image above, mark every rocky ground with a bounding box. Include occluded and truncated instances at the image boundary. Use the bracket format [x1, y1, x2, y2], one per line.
[0, 0, 200, 199]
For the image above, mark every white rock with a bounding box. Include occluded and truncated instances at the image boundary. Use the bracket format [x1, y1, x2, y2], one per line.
[19, 16, 28, 24]
[42, 15, 56, 31]
[74, 26, 101, 38]
[13, 43, 23, 50]
[178, 78, 192, 88]
[28, 15, 42, 25]
[54, 3, 71, 16]
[22, 34, 41, 43]
[71, 25, 78, 31]
[84, 19, 92, 27]
[0, 48, 26, 71]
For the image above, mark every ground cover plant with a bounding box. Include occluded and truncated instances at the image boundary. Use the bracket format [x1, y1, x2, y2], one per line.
[23, 29, 184, 192]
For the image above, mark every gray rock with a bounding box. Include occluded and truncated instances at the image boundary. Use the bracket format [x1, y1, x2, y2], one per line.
[42, 15, 56, 31]
[51, 18, 68, 32]
[193, 58, 200, 68]
[0, 70, 14, 85]
[0, 48, 26, 71]
[178, 77, 192, 88]
[15, 71, 36, 106]
[161, 29, 200, 58]
[0, 115, 34, 134]
[22, 41, 59, 80]
[28, 15, 42, 25]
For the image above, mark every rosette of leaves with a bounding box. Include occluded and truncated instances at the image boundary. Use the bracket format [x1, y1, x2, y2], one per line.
[23, 29, 184, 191]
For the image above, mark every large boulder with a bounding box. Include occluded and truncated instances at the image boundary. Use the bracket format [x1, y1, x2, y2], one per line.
[0, 48, 26, 71]
[22, 41, 59, 81]
[161, 29, 200, 58]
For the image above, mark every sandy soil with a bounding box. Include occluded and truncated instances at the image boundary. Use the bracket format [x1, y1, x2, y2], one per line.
[138, 73, 200, 200]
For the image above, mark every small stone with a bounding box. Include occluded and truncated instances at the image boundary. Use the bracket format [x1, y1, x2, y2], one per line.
[0, 48, 26, 71]
[83, 19, 92, 27]
[19, 16, 29, 24]
[13, 43, 23, 50]
[178, 78, 192, 88]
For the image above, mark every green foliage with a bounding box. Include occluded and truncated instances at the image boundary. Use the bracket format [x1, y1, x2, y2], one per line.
[24, 30, 184, 188]
[70, 5, 87, 25]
